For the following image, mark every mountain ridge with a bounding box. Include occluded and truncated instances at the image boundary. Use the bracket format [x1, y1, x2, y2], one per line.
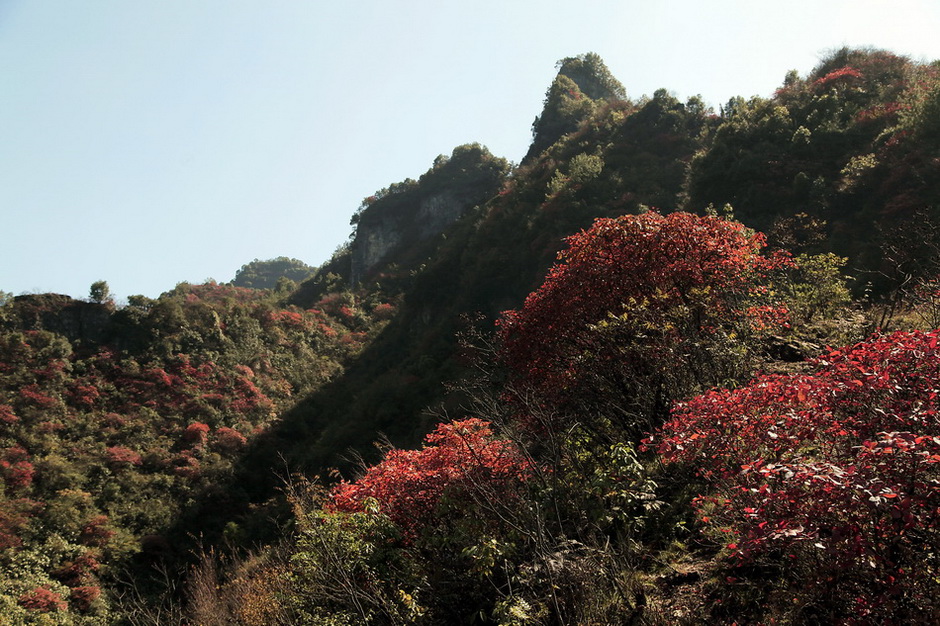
[1, 48, 939, 623]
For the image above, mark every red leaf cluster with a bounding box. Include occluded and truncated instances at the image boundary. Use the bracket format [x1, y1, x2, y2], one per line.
[181, 422, 210, 446]
[18, 587, 67, 612]
[213, 426, 247, 452]
[498, 211, 790, 403]
[371, 302, 397, 321]
[814, 66, 863, 88]
[329, 418, 531, 542]
[78, 514, 115, 548]
[650, 329, 940, 614]
[69, 585, 101, 612]
[1, 446, 34, 491]
[0, 404, 19, 424]
[19, 384, 57, 409]
[105, 446, 142, 467]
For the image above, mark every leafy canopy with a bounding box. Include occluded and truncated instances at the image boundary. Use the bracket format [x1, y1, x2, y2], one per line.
[497, 210, 791, 431]
[329, 418, 530, 543]
[650, 329, 940, 621]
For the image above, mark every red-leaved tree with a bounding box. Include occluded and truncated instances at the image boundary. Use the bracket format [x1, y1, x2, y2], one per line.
[649, 329, 940, 621]
[497, 210, 790, 436]
[18, 587, 67, 612]
[329, 418, 531, 542]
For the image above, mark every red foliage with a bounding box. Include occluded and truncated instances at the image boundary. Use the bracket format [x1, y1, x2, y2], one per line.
[230, 377, 271, 412]
[53, 552, 100, 586]
[0, 403, 18, 424]
[330, 418, 531, 541]
[1, 446, 34, 491]
[172, 282, 265, 306]
[264, 309, 309, 330]
[213, 426, 247, 452]
[317, 292, 353, 317]
[649, 330, 940, 617]
[172, 453, 202, 479]
[102, 413, 126, 428]
[814, 66, 863, 88]
[19, 383, 57, 409]
[371, 302, 396, 321]
[68, 383, 99, 408]
[181, 422, 210, 446]
[497, 211, 790, 404]
[145, 367, 176, 388]
[69, 585, 101, 612]
[855, 101, 907, 125]
[18, 587, 67, 612]
[106, 446, 142, 467]
[78, 515, 115, 547]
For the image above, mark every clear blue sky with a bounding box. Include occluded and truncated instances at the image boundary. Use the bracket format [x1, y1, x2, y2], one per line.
[2, 0, 940, 301]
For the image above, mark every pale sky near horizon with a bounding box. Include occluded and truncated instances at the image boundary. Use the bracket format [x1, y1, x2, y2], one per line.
[2, 0, 940, 301]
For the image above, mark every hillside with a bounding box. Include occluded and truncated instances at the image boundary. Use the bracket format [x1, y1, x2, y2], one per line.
[1, 49, 939, 623]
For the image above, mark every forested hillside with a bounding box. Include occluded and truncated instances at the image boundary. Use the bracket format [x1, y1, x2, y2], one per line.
[2, 49, 940, 624]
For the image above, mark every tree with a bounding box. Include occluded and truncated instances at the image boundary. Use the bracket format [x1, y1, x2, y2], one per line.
[329, 418, 531, 543]
[88, 280, 112, 304]
[497, 210, 790, 437]
[650, 329, 940, 622]
[231, 257, 315, 290]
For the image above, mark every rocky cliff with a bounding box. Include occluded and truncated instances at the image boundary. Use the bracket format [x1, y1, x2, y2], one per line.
[348, 144, 509, 285]
[7, 294, 113, 345]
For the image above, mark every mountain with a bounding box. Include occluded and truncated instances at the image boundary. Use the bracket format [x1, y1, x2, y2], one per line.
[1, 49, 940, 623]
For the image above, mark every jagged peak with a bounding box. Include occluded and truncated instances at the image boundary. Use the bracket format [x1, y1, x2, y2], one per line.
[525, 53, 627, 162]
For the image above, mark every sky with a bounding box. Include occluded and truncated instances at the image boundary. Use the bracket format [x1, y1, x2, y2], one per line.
[2, 0, 940, 301]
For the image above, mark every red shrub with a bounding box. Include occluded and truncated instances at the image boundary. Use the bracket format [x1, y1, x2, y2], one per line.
[814, 66, 863, 88]
[102, 413, 126, 428]
[19, 384, 57, 409]
[371, 302, 396, 321]
[78, 515, 115, 547]
[68, 384, 99, 408]
[106, 446, 142, 467]
[69, 585, 101, 612]
[181, 422, 210, 446]
[213, 427, 247, 452]
[0, 404, 18, 424]
[1, 446, 34, 491]
[53, 552, 100, 586]
[330, 418, 531, 542]
[497, 211, 790, 418]
[649, 329, 940, 619]
[172, 453, 202, 480]
[18, 587, 67, 612]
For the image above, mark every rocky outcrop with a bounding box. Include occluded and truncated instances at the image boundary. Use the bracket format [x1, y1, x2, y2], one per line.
[8, 294, 113, 345]
[351, 213, 405, 282]
[351, 190, 478, 285]
[348, 144, 510, 286]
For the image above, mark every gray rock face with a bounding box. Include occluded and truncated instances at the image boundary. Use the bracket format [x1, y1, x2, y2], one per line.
[350, 190, 474, 285]
[346, 144, 510, 286]
[417, 191, 465, 238]
[352, 214, 403, 280]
